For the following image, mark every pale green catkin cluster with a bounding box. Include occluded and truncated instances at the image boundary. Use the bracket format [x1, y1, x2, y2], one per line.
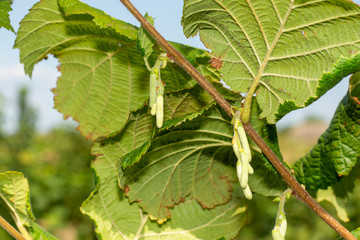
[147, 53, 170, 128]
[272, 189, 292, 240]
[232, 110, 253, 200]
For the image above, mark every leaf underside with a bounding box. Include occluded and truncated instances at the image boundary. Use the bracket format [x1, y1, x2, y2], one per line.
[83, 179, 246, 240]
[119, 106, 237, 223]
[137, 12, 156, 59]
[0, 172, 58, 239]
[15, 0, 212, 140]
[118, 97, 287, 222]
[0, 172, 34, 228]
[182, 0, 360, 123]
[82, 97, 247, 239]
[120, 85, 216, 169]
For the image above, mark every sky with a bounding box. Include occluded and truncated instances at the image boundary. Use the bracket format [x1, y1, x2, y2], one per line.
[0, 0, 358, 134]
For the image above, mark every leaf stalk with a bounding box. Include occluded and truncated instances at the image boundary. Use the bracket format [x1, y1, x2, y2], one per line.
[118, 1, 356, 239]
[0, 215, 26, 240]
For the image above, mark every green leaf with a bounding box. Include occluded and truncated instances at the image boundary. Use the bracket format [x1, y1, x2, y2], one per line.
[120, 141, 153, 170]
[120, 80, 239, 170]
[248, 154, 287, 197]
[14, 0, 205, 140]
[182, 0, 360, 123]
[0, 0, 14, 32]
[293, 76, 360, 190]
[82, 86, 218, 236]
[81, 107, 155, 239]
[0, 171, 34, 229]
[316, 158, 360, 224]
[316, 186, 349, 223]
[118, 106, 237, 222]
[82, 103, 246, 239]
[0, 172, 57, 239]
[137, 13, 156, 59]
[59, 0, 137, 40]
[118, 98, 286, 221]
[93, 107, 156, 178]
[83, 180, 246, 240]
[29, 222, 58, 240]
[170, 41, 208, 66]
[140, 189, 247, 240]
[210, 81, 241, 101]
[15, 0, 142, 140]
[162, 85, 215, 123]
[121, 85, 216, 168]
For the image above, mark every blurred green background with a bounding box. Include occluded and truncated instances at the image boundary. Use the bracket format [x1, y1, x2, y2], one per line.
[0, 87, 95, 239]
[0, 87, 359, 240]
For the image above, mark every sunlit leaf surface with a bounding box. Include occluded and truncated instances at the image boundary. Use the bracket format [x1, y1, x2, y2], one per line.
[15, 0, 205, 140]
[182, 0, 360, 123]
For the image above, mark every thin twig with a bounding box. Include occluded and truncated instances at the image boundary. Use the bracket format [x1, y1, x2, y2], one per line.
[0, 215, 26, 240]
[118, 1, 356, 239]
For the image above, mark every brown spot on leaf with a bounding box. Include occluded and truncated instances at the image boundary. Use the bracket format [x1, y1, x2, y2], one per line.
[179, 196, 186, 203]
[56, 65, 61, 72]
[85, 132, 93, 140]
[210, 57, 223, 70]
[124, 185, 130, 194]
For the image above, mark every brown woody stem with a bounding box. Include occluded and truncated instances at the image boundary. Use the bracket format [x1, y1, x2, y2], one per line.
[119, 1, 356, 239]
[0, 215, 26, 240]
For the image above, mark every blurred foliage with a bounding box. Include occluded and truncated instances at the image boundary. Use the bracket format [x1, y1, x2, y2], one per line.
[0, 87, 95, 240]
[278, 119, 328, 165]
[17, 87, 36, 148]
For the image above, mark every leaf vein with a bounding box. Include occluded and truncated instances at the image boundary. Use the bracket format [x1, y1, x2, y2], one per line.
[269, 40, 360, 60]
[246, 0, 270, 49]
[283, 12, 360, 33]
[214, 0, 262, 65]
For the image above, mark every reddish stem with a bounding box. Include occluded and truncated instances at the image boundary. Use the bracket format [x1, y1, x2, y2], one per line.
[0, 215, 26, 240]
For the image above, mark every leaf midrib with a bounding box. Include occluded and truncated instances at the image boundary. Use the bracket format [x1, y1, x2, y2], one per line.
[248, 0, 295, 99]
